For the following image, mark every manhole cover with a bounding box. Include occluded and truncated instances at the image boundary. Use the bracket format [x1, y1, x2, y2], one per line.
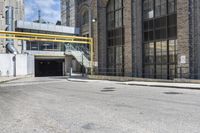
[101, 87, 116, 92]
[164, 92, 183, 95]
[103, 87, 115, 90]
[82, 123, 96, 130]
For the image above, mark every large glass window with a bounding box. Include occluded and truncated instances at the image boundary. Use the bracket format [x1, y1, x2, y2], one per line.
[168, 0, 176, 14]
[143, 0, 177, 79]
[144, 40, 177, 79]
[107, 0, 123, 29]
[107, 0, 124, 76]
[144, 0, 154, 19]
[155, 0, 167, 17]
[26, 41, 63, 51]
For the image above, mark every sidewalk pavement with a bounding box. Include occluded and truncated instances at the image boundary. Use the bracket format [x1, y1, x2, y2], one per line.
[0, 76, 28, 84]
[68, 78, 200, 90]
[122, 81, 200, 90]
[1, 76, 200, 90]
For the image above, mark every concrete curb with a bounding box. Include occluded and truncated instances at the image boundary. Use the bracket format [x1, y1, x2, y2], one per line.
[68, 77, 200, 90]
[88, 75, 200, 84]
[123, 83, 200, 90]
[0, 76, 31, 84]
[67, 78, 89, 82]
[0, 78, 19, 84]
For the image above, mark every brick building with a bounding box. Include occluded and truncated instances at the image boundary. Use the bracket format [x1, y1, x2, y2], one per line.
[61, 0, 200, 79]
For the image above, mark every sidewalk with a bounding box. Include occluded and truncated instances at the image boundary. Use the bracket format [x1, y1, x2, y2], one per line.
[0, 76, 28, 84]
[122, 81, 200, 90]
[68, 77, 200, 90]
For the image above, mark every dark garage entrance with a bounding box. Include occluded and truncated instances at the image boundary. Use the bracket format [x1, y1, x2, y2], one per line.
[35, 59, 64, 77]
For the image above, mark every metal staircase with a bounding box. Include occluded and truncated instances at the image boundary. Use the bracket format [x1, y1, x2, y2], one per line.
[64, 43, 91, 68]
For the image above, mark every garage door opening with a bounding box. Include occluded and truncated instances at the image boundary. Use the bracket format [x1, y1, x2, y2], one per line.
[35, 59, 64, 77]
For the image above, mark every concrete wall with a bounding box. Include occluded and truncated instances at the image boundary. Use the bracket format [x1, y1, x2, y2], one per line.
[16, 54, 34, 76]
[0, 54, 34, 77]
[27, 54, 34, 75]
[65, 55, 82, 75]
[0, 54, 14, 76]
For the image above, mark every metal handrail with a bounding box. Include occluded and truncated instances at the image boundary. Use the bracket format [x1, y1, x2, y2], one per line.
[65, 43, 90, 60]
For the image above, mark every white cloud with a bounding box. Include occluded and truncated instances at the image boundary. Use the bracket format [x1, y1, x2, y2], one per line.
[25, 0, 60, 23]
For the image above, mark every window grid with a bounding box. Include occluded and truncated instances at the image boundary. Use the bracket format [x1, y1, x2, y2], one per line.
[143, 0, 177, 79]
[107, 0, 124, 76]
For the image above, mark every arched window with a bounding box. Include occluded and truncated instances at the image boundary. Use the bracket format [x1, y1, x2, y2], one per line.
[107, 0, 124, 76]
[82, 10, 89, 25]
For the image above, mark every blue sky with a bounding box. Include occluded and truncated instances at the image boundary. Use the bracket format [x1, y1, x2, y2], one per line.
[25, 0, 61, 23]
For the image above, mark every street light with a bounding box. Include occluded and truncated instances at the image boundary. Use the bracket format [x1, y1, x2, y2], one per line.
[92, 18, 96, 23]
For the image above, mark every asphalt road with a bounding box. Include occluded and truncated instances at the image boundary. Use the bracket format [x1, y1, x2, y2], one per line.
[0, 77, 200, 133]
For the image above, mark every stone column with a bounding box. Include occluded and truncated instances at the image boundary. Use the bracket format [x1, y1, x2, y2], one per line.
[97, 0, 107, 74]
[123, 0, 133, 76]
[65, 55, 73, 76]
[132, 0, 143, 77]
[177, 0, 190, 78]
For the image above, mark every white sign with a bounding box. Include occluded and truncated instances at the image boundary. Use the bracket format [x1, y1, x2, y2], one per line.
[180, 55, 186, 64]
[148, 10, 154, 19]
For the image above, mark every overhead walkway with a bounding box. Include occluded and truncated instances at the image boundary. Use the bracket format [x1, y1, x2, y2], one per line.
[0, 30, 94, 74]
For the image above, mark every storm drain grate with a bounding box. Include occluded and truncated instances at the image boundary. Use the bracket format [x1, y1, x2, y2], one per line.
[164, 92, 183, 95]
[101, 87, 116, 92]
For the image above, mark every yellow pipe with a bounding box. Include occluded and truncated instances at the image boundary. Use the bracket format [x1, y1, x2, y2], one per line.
[0, 30, 92, 41]
[0, 36, 90, 44]
[90, 38, 94, 75]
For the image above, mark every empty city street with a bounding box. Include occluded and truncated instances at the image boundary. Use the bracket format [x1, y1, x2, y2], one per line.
[0, 77, 200, 133]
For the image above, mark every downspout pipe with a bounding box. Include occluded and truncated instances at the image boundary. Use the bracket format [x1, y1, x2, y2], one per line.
[5, 6, 18, 54]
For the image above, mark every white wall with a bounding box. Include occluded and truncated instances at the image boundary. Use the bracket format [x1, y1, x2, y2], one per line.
[0, 54, 34, 77]
[16, 54, 28, 75]
[0, 54, 14, 76]
[27, 55, 34, 75]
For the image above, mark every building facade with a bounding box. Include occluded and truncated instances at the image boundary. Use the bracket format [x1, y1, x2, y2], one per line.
[61, 0, 200, 79]
[14, 20, 84, 77]
[61, 0, 78, 27]
[0, 0, 24, 53]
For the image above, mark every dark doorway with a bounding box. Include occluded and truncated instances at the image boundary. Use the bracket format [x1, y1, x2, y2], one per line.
[35, 59, 64, 77]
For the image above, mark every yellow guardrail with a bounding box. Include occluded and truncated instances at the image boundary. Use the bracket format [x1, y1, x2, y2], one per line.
[0, 30, 94, 75]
